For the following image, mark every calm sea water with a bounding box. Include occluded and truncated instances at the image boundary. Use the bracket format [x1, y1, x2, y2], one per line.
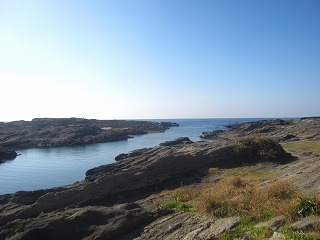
[0, 118, 270, 194]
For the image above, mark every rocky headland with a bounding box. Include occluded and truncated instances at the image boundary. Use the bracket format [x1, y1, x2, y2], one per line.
[0, 118, 319, 239]
[0, 118, 178, 162]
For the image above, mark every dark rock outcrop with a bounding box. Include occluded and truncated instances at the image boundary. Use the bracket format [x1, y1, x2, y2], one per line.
[200, 130, 224, 139]
[115, 148, 151, 161]
[0, 148, 17, 162]
[159, 137, 193, 146]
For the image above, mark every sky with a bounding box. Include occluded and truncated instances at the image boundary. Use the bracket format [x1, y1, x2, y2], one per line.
[1, 0, 319, 121]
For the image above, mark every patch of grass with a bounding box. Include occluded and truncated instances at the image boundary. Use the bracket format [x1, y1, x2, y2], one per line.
[280, 226, 320, 240]
[8, 223, 25, 237]
[250, 226, 274, 240]
[161, 199, 193, 212]
[220, 215, 274, 240]
[282, 140, 320, 153]
[253, 209, 275, 222]
[208, 167, 221, 174]
[157, 174, 319, 223]
[154, 170, 320, 238]
[156, 190, 197, 212]
[224, 168, 278, 181]
[195, 176, 300, 221]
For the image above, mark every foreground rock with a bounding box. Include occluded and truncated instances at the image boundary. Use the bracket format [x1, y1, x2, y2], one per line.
[0, 136, 292, 239]
[135, 213, 240, 240]
[0, 201, 167, 240]
[0, 118, 178, 149]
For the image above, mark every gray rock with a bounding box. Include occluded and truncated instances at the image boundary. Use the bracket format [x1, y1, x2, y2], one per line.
[269, 232, 286, 240]
[0, 201, 163, 240]
[135, 212, 240, 240]
[291, 215, 320, 230]
[255, 216, 286, 230]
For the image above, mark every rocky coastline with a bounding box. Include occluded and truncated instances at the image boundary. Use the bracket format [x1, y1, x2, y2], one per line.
[0, 118, 178, 162]
[0, 118, 319, 239]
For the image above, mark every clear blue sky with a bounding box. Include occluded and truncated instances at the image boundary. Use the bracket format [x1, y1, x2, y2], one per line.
[1, 0, 319, 120]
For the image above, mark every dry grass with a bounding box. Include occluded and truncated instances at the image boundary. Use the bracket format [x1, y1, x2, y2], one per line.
[196, 177, 301, 221]
[282, 140, 320, 153]
[163, 175, 316, 223]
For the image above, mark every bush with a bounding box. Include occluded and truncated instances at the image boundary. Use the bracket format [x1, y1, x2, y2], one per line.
[296, 197, 318, 217]
[233, 136, 291, 164]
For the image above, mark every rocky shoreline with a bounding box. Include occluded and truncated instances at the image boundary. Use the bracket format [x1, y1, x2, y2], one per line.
[0, 118, 319, 239]
[0, 118, 178, 162]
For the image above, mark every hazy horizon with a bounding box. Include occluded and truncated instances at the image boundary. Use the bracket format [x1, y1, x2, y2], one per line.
[1, 0, 319, 121]
[0, 116, 305, 123]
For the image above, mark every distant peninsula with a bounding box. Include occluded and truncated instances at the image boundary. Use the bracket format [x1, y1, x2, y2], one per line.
[0, 118, 178, 160]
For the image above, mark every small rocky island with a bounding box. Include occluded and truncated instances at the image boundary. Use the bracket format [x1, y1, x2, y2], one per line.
[0, 118, 178, 162]
[0, 118, 319, 239]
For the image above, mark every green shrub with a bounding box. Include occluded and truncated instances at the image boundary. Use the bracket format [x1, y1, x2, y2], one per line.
[234, 136, 291, 163]
[296, 197, 317, 217]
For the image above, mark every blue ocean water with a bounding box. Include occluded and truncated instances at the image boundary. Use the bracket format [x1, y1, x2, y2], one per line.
[0, 118, 271, 194]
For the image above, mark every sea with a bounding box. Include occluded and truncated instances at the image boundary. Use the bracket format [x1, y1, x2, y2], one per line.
[0, 118, 286, 194]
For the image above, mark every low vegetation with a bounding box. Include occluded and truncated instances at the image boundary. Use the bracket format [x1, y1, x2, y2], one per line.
[157, 170, 320, 239]
[233, 136, 291, 163]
